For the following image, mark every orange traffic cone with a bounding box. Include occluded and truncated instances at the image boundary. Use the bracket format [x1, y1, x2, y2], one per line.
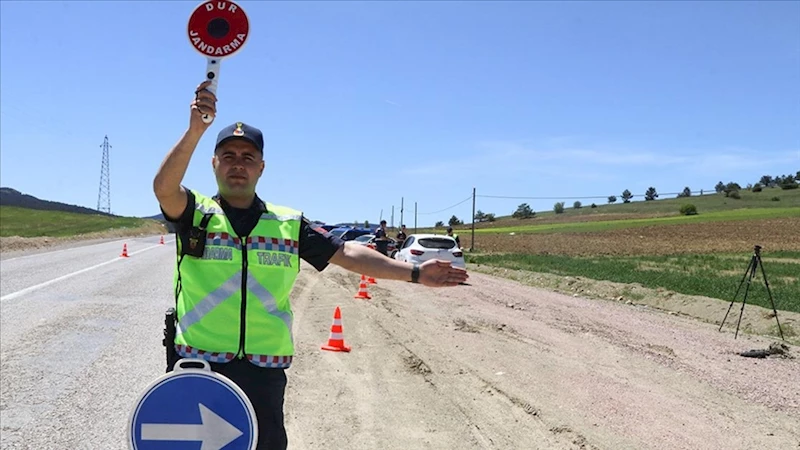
[321, 306, 351, 352]
[120, 243, 129, 257]
[367, 275, 377, 284]
[354, 276, 371, 299]
[159, 235, 165, 245]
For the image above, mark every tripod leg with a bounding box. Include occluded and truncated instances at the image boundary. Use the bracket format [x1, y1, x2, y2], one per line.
[734, 256, 758, 339]
[720, 255, 755, 332]
[756, 254, 785, 341]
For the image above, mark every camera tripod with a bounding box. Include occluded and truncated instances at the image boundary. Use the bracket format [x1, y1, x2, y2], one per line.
[719, 245, 784, 340]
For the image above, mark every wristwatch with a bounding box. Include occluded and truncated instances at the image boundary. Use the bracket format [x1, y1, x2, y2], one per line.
[411, 264, 420, 283]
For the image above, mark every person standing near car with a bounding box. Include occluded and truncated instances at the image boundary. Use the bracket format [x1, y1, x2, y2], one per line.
[396, 224, 407, 249]
[446, 226, 461, 248]
[374, 220, 391, 256]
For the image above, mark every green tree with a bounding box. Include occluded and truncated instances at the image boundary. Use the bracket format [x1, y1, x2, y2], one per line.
[512, 203, 535, 219]
[448, 215, 462, 226]
[607, 195, 617, 204]
[553, 202, 565, 214]
[573, 201, 582, 209]
[622, 189, 633, 203]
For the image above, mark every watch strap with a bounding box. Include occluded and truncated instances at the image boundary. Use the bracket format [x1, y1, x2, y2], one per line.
[411, 264, 420, 283]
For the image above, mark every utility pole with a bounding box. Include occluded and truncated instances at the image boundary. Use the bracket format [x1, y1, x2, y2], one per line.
[400, 197, 404, 227]
[97, 135, 112, 214]
[414, 202, 417, 233]
[471, 187, 476, 252]
[391, 205, 394, 229]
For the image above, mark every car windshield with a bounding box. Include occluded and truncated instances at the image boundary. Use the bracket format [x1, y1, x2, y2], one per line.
[330, 229, 347, 237]
[418, 238, 456, 249]
[354, 235, 373, 242]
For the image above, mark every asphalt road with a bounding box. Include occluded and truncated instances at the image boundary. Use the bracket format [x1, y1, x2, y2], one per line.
[1, 236, 174, 449]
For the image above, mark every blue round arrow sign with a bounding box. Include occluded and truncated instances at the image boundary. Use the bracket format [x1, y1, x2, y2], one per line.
[128, 365, 257, 450]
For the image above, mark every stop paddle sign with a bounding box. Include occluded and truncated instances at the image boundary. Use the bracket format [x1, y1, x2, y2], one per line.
[187, 0, 250, 123]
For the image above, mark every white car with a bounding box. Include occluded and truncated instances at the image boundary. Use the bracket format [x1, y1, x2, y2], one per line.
[393, 234, 465, 269]
[352, 234, 375, 245]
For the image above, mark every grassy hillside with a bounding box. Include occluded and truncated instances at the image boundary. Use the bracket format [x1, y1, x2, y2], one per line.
[520, 186, 797, 218]
[422, 187, 800, 234]
[0, 187, 116, 216]
[408, 185, 800, 320]
[467, 207, 799, 235]
[0, 206, 162, 238]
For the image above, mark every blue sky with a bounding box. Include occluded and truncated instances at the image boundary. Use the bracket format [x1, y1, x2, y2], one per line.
[1, 1, 798, 227]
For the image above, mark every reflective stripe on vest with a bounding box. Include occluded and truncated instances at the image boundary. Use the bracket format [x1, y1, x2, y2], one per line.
[173, 191, 302, 367]
[176, 270, 293, 341]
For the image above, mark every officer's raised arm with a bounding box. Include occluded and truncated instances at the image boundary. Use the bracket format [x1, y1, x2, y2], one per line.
[153, 80, 217, 220]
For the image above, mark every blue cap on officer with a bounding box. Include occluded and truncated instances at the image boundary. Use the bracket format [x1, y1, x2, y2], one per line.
[215, 122, 264, 154]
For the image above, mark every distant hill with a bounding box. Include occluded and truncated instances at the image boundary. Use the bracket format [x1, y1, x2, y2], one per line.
[0, 187, 116, 217]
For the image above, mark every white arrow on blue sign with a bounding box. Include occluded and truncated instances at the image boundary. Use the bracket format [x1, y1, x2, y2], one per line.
[128, 358, 258, 450]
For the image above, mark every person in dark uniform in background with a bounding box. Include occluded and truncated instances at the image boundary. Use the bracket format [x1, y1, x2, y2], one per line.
[152, 80, 469, 450]
[396, 224, 408, 249]
[373, 219, 391, 256]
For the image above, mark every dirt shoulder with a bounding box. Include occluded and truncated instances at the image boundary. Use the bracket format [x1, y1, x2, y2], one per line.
[0, 222, 168, 255]
[469, 264, 800, 345]
[284, 262, 800, 450]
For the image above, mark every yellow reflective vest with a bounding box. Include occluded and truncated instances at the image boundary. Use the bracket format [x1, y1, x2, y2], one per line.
[173, 191, 302, 368]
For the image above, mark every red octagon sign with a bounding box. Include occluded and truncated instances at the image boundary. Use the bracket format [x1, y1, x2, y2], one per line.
[187, 0, 250, 58]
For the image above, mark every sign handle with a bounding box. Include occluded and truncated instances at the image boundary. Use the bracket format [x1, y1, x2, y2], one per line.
[202, 58, 221, 124]
[174, 358, 212, 372]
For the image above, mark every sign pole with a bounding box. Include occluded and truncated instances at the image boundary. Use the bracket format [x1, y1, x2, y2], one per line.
[187, 0, 251, 124]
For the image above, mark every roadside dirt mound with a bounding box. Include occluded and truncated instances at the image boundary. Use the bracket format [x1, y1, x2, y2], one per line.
[0, 222, 167, 254]
[470, 264, 800, 345]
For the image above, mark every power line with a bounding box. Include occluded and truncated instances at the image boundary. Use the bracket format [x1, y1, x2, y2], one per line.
[477, 189, 715, 201]
[479, 194, 610, 200]
[409, 187, 719, 226]
[418, 195, 473, 215]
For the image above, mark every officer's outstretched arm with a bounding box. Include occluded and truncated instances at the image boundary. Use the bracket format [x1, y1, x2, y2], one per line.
[329, 242, 468, 288]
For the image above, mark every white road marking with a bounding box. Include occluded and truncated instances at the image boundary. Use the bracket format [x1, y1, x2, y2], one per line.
[0, 241, 174, 302]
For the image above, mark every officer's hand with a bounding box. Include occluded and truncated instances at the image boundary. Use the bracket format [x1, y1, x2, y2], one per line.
[418, 259, 469, 287]
[189, 80, 217, 133]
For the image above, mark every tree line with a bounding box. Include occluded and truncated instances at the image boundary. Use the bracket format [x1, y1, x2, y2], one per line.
[432, 170, 799, 226]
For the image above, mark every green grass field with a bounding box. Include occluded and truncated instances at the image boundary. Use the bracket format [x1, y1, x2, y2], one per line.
[466, 207, 799, 234]
[499, 186, 800, 220]
[415, 188, 800, 235]
[466, 251, 800, 313]
[0, 206, 157, 238]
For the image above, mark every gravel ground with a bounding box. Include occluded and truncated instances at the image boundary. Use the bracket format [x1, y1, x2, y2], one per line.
[1, 238, 798, 449]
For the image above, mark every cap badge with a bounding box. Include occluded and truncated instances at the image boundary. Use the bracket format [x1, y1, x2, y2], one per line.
[233, 122, 245, 136]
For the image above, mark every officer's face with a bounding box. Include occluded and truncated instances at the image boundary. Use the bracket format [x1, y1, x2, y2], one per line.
[212, 141, 264, 196]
